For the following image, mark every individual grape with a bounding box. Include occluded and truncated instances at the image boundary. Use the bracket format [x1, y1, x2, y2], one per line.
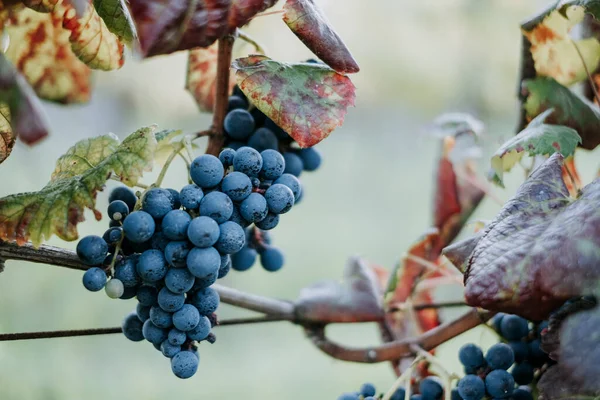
[142, 320, 168, 344]
[419, 376, 443, 400]
[107, 200, 129, 222]
[528, 339, 546, 360]
[459, 343, 485, 370]
[193, 272, 218, 290]
[162, 210, 192, 241]
[485, 369, 515, 398]
[260, 149, 285, 180]
[283, 152, 304, 177]
[167, 188, 181, 209]
[255, 212, 279, 230]
[492, 313, 505, 332]
[168, 328, 187, 346]
[274, 173, 302, 201]
[224, 109, 255, 140]
[136, 303, 150, 322]
[165, 267, 195, 294]
[150, 306, 173, 328]
[337, 394, 359, 400]
[149, 232, 169, 252]
[122, 312, 145, 342]
[511, 388, 533, 400]
[189, 287, 220, 316]
[298, 147, 322, 171]
[500, 315, 529, 341]
[450, 389, 462, 400]
[486, 343, 514, 370]
[120, 286, 138, 300]
[187, 216, 220, 248]
[164, 241, 190, 268]
[360, 383, 376, 397]
[218, 254, 232, 278]
[171, 350, 199, 379]
[215, 221, 245, 254]
[457, 375, 485, 400]
[142, 188, 175, 219]
[109, 186, 137, 212]
[158, 288, 185, 312]
[199, 192, 233, 224]
[187, 247, 221, 278]
[265, 183, 295, 214]
[390, 387, 406, 400]
[229, 205, 251, 228]
[240, 192, 268, 222]
[160, 341, 182, 358]
[511, 362, 534, 385]
[180, 184, 204, 210]
[114, 258, 140, 288]
[102, 227, 123, 247]
[187, 315, 211, 341]
[82, 267, 107, 292]
[247, 127, 278, 152]
[123, 211, 155, 243]
[137, 250, 167, 282]
[221, 171, 252, 202]
[190, 155, 224, 189]
[508, 341, 529, 363]
[231, 246, 257, 271]
[77, 235, 109, 266]
[233, 146, 263, 177]
[219, 148, 236, 167]
[137, 285, 158, 306]
[227, 95, 248, 112]
[260, 246, 284, 272]
[173, 304, 200, 331]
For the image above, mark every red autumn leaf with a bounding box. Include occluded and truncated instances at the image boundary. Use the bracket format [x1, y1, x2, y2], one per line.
[127, 0, 277, 57]
[233, 55, 356, 147]
[282, 0, 359, 74]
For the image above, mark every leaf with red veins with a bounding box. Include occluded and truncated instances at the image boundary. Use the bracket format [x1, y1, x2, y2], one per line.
[461, 153, 600, 320]
[233, 55, 356, 147]
[282, 0, 359, 74]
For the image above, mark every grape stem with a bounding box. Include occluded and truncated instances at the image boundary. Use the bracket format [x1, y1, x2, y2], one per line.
[237, 29, 266, 54]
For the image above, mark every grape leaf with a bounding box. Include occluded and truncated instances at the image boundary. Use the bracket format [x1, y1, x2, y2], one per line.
[489, 109, 581, 187]
[524, 77, 600, 150]
[233, 55, 356, 148]
[442, 231, 483, 274]
[92, 0, 137, 44]
[154, 129, 183, 166]
[451, 153, 600, 320]
[522, 5, 600, 87]
[0, 106, 15, 164]
[127, 0, 277, 57]
[0, 125, 157, 246]
[282, 0, 359, 74]
[294, 256, 384, 323]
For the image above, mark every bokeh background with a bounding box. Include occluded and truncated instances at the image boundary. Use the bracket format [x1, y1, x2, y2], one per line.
[0, 0, 598, 399]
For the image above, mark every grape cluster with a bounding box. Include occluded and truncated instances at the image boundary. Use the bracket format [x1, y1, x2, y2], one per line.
[76, 148, 302, 378]
[338, 378, 443, 400]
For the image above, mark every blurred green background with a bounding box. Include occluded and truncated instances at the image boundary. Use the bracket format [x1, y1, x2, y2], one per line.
[1, 1, 599, 399]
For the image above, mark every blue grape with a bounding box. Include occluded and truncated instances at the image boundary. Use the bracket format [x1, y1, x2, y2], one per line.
[109, 186, 137, 212]
[164, 241, 190, 268]
[142, 188, 174, 219]
[231, 246, 257, 271]
[419, 376, 443, 400]
[187, 246, 221, 278]
[224, 109, 255, 140]
[240, 192, 268, 222]
[459, 343, 485, 369]
[180, 184, 204, 210]
[187, 316, 211, 341]
[255, 212, 279, 230]
[450, 389, 462, 400]
[151, 232, 169, 252]
[360, 383, 376, 397]
[77, 235, 108, 266]
[390, 387, 406, 400]
[199, 192, 233, 224]
[190, 154, 224, 189]
[511, 388, 533, 400]
[337, 394, 359, 400]
[265, 183, 294, 214]
[193, 272, 218, 290]
[298, 147, 322, 171]
[247, 127, 278, 152]
[511, 362, 534, 385]
[165, 267, 195, 294]
[137, 285, 158, 306]
[158, 287, 185, 312]
[221, 171, 252, 202]
[103, 227, 123, 247]
[142, 320, 168, 344]
[457, 375, 485, 400]
[122, 312, 144, 342]
[123, 211, 155, 243]
[486, 343, 515, 370]
[168, 328, 187, 346]
[171, 350, 199, 379]
[160, 341, 182, 358]
[485, 369, 514, 398]
[150, 306, 173, 328]
[167, 188, 181, 209]
[162, 210, 192, 240]
[120, 286, 137, 300]
[492, 313, 505, 332]
[218, 254, 231, 278]
[274, 173, 302, 201]
[260, 149, 285, 180]
[283, 152, 303, 177]
[219, 148, 236, 167]
[528, 339, 546, 360]
[189, 287, 220, 316]
[215, 221, 245, 254]
[233, 147, 263, 177]
[173, 304, 200, 331]
[260, 246, 284, 272]
[136, 303, 150, 322]
[508, 341, 529, 363]
[500, 315, 529, 341]
[82, 267, 107, 292]
[114, 257, 140, 288]
[187, 216, 220, 248]
[108, 200, 129, 221]
[229, 205, 250, 228]
[227, 95, 248, 112]
[136, 250, 167, 282]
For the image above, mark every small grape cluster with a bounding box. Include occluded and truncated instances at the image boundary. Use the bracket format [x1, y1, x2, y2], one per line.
[338, 378, 443, 400]
[231, 226, 283, 272]
[76, 147, 301, 378]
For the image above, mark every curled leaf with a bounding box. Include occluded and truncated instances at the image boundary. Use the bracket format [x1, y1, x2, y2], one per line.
[233, 55, 356, 147]
[92, 0, 137, 45]
[442, 231, 483, 274]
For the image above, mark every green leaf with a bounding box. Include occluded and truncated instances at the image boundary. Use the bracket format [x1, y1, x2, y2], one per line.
[93, 0, 137, 45]
[524, 77, 600, 150]
[154, 129, 184, 167]
[489, 109, 581, 186]
[0, 126, 157, 247]
[232, 55, 356, 148]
